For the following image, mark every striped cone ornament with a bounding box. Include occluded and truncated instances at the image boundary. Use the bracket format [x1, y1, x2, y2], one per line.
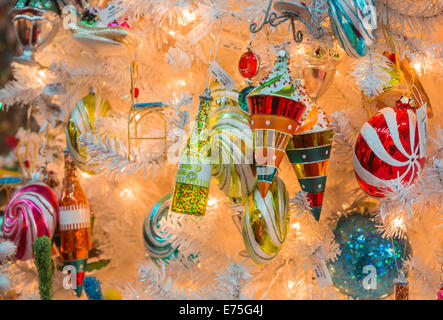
[286, 105, 333, 221]
[353, 105, 428, 197]
[3, 182, 59, 260]
[247, 51, 308, 197]
[241, 176, 289, 265]
[66, 93, 112, 174]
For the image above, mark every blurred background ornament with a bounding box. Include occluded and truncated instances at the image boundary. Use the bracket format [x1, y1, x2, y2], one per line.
[209, 100, 256, 202]
[328, 0, 377, 58]
[300, 47, 339, 102]
[15, 138, 40, 180]
[103, 288, 122, 300]
[374, 53, 433, 118]
[0, 176, 23, 214]
[10, 0, 62, 66]
[286, 106, 333, 221]
[353, 104, 427, 197]
[0, 288, 18, 300]
[241, 176, 289, 265]
[66, 92, 112, 174]
[143, 193, 198, 267]
[327, 207, 411, 300]
[68, 0, 138, 55]
[2, 181, 59, 260]
[247, 50, 307, 198]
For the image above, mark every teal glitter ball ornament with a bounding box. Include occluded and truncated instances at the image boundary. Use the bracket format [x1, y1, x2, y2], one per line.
[143, 193, 199, 267]
[327, 211, 411, 300]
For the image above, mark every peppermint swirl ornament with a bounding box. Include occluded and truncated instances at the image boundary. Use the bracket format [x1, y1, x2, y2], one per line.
[353, 106, 427, 197]
[241, 176, 289, 265]
[3, 182, 59, 260]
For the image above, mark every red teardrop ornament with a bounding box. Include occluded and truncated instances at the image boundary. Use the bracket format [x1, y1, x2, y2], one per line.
[239, 51, 259, 79]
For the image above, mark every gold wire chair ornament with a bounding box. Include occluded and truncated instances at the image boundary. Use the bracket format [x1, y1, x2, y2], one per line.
[127, 61, 169, 161]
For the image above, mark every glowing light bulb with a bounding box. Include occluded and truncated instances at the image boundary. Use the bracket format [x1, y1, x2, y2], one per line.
[177, 80, 186, 86]
[207, 197, 218, 208]
[296, 46, 305, 55]
[181, 9, 196, 25]
[287, 280, 295, 290]
[412, 61, 422, 75]
[169, 30, 176, 36]
[36, 70, 47, 86]
[392, 216, 404, 230]
[291, 222, 301, 230]
[120, 187, 136, 200]
[80, 171, 91, 179]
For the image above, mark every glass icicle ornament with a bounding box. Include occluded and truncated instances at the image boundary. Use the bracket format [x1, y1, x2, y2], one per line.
[59, 149, 92, 297]
[394, 271, 409, 300]
[170, 89, 213, 216]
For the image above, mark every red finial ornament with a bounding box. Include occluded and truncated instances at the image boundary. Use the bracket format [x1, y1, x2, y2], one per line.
[238, 45, 260, 79]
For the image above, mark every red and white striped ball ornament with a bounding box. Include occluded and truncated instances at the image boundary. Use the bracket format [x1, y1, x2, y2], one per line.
[353, 104, 428, 197]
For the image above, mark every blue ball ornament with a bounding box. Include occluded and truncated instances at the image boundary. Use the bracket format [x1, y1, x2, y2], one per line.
[327, 212, 411, 300]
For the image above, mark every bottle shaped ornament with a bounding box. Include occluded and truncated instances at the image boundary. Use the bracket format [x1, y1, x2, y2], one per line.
[394, 271, 409, 300]
[171, 89, 213, 216]
[59, 149, 92, 297]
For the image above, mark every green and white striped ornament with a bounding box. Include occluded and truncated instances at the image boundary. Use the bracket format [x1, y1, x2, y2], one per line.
[241, 176, 289, 265]
[66, 93, 112, 173]
[210, 81, 241, 109]
[210, 104, 256, 201]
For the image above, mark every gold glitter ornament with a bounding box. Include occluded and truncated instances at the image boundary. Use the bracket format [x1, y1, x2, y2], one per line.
[66, 93, 112, 174]
[170, 89, 213, 216]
